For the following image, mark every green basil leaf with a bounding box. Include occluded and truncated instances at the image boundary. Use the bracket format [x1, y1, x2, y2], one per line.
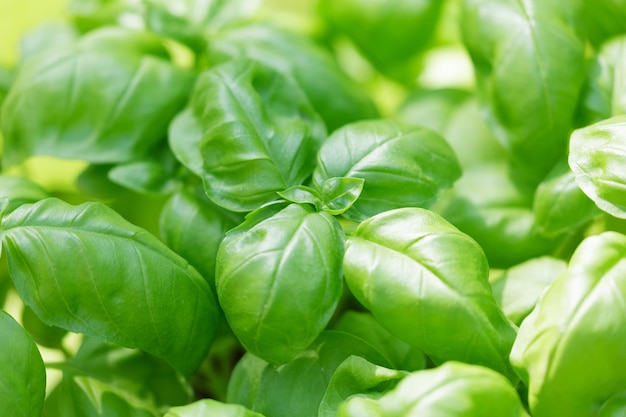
[216, 204, 345, 364]
[165, 399, 265, 417]
[313, 119, 461, 222]
[461, 0, 586, 180]
[569, 115, 626, 218]
[170, 59, 325, 212]
[332, 310, 425, 372]
[207, 22, 378, 132]
[144, 0, 261, 52]
[159, 187, 241, 292]
[343, 208, 517, 380]
[533, 160, 600, 237]
[21, 305, 68, 349]
[43, 375, 160, 417]
[277, 185, 323, 210]
[108, 146, 181, 196]
[1, 27, 194, 166]
[598, 393, 626, 417]
[319, 355, 408, 417]
[434, 161, 559, 268]
[338, 362, 530, 417]
[581, 0, 626, 47]
[0, 310, 46, 417]
[490, 256, 566, 326]
[62, 336, 193, 409]
[319, 0, 444, 83]
[227, 331, 391, 417]
[395, 88, 508, 168]
[511, 232, 626, 417]
[320, 177, 364, 216]
[0, 174, 48, 213]
[75, 164, 126, 200]
[68, 0, 143, 33]
[0, 197, 219, 376]
[19, 22, 78, 64]
[578, 37, 626, 126]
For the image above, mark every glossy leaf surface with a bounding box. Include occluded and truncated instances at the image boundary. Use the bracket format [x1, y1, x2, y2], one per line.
[169, 59, 325, 212]
[1, 27, 194, 166]
[0, 311, 46, 417]
[338, 362, 530, 417]
[0, 198, 219, 376]
[569, 115, 626, 219]
[165, 399, 265, 417]
[313, 119, 461, 222]
[511, 232, 626, 417]
[216, 204, 344, 364]
[461, 0, 586, 180]
[343, 207, 517, 379]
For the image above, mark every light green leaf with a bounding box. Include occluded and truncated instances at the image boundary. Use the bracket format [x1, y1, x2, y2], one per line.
[461, 0, 586, 180]
[313, 119, 461, 222]
[207, 22, 378, 132]
[511, 232, 626, 417]
[338, 362, 529, 417]
[320, 177, 364, 216]
[0, 310, 46, 417]
[165, 399, 265, 417]
[0, 174, 48, 213]
[343, 208, 517, 380]
[216, 204, 345, 364]
[569, 115, 626, 218]
[108, 147, 181, 196]
[169, 59, 326, 212]
[0, 198, 219, 376]
[277, 185, 323, 210]
[1, 27, 194, 166]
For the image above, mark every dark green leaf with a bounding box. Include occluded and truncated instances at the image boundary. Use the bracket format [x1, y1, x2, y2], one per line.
[343, 208, 517, 380]
[159, 187, 241, 291]
[338, 362, 529, 417]
[319, 0, 444, 83]
[313, 119, 461, 222]
[319, 356, 407, 417]
[461, 0, 586, 180]
[227, 331, 391, 417]
[216, 204, 345, 364]
[0, 198, 219, 376]
[332, 310, 425, 371]
[490, 256, 566, 326]
[207, 22, 378, 132]
[21, 305, 68, 349]
[165, 399, 265, 417]
[511, 232, 626, 417]
[0, 310, 46, 417]
[320, 177, 364, 216]
[569, 115, 626, 218]
[169, 59, 325, 212]
[581, 0, 626, 47]
[1, 27, 194, 166]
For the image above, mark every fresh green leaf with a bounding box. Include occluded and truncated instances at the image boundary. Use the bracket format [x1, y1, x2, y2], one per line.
[511, 232, 626, 417]
[461, 0, 586, 181]
[169, 59, 326, 212]
[337, 362, 530, 417]
[165, 399, 265, 417]
[319, 0, 444, 83]
[490, 256, 566, 326]
[1, 26, 194, 166]
[227, 331, 391, 417]
[319, 355, 408, 417]
[19, 22, 78, 63]
[312, 119, 461, 222]
[216, 204, 345, 365]
[569, 115, 626, 219]
[533, 159, 600, 237]
[68, 0, 144, 33]
[21, 305, 68, 349]
[319, 177, 364, 216]
[332, 310, 426, 372]
[581, 0, 626, 47]
[343, 207, 517, 380]
[159, 186, 241, 291]
[207, 22, 379, 132]
[0, 310, 46, 417]
[0, 197, 219, 376]
[0, 174, 48, 213]
[277, 185, 323, 210]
